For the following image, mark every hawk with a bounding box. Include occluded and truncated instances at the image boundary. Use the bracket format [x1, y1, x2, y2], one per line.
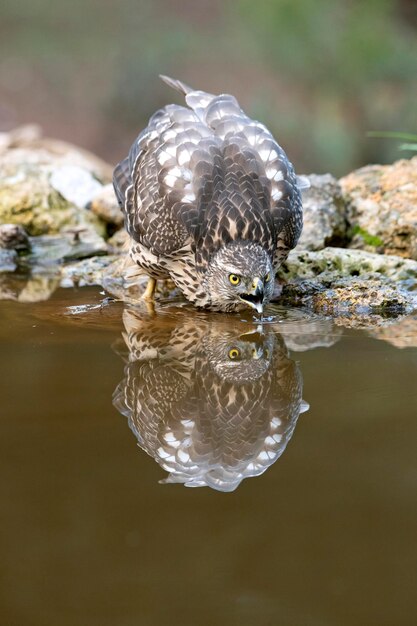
[113, 75, 308, 313]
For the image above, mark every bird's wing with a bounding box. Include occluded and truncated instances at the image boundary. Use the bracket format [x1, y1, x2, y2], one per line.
[226, 120, 304, 258]
[113, 75, 304, 262]
[113, 101, 216, 256]
[186, 97, 304, 270]
[176, 83, 304, 267]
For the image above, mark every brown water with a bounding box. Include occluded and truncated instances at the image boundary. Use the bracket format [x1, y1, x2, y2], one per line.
[1, 287, 417, 626]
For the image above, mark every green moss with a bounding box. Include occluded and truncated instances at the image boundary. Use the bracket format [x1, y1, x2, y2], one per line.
[351, 225, 384, 248]
[0, 177, 106, 237]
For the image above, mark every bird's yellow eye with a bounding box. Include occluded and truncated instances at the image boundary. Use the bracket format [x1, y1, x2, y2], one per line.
[228, 347, 240, 360]
[265, 272, 271, 282]
[229, 274, 240, 285]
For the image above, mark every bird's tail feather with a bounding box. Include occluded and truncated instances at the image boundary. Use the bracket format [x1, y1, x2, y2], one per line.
[159, 74, 193, 95]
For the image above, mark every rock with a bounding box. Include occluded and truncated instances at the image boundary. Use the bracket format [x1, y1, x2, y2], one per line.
[92, 255, 180, 304]
[311, 277, 415, 314]
[276, 247, 417, 316]
[60, 231, 108, 261]
[89, 184, 124, 226]
[99, 258, 159, 304]
[50, 165, 103, 208]
[0, 146, 107, 237]
[340, 156, 417, 259]
[107, 228, 129, 252]
[0, 125, 42, 152]
[60, 255, 120, 288]
[279, 275, 415, 319]
[279, 247, 417, 283]
[295, 174, 347, 250]
[58, 254, 155, 303]
[26, 230, 108, 266]
[0, 224, 30, 252]
[0, 125, 113, 181]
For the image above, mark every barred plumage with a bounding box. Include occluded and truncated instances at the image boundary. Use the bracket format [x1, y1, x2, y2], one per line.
[113, 75, 307, 313]
[113, 308, 309, 491]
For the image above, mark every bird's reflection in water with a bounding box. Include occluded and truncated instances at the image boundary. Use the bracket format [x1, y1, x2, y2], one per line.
[113, 308, 309, 492]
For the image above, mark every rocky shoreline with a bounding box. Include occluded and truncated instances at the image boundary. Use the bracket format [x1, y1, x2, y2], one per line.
[0, 126, 416, 326]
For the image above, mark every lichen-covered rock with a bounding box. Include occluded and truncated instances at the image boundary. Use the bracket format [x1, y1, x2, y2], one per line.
[90, 184, 124, 226]
[295, 174, 347, 250]
[276, 247, 417, 315]
[279, 247, 417, 283]
[279, 276, 416, 317]
[340, 156, 417, 259]
[0, 146, 107, 237]
[312, 277, 415, 314]
[60, 255, 120, 288]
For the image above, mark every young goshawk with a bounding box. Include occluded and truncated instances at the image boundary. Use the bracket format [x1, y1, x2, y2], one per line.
[113, 75, 308, 313]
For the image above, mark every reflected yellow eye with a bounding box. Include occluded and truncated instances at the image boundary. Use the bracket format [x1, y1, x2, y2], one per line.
[265, 272, 271, 282]
[229, 274, 240, 285]
[228, 347, 241, 360]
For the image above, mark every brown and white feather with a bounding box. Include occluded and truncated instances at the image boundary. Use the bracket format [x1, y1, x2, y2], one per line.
[113, 76, 305, 309]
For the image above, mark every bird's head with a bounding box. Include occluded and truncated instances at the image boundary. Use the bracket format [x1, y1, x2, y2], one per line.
[205, 243, 274, 314]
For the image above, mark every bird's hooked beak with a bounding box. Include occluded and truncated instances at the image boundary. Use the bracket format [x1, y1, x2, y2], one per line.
[239, 277, 264, 314]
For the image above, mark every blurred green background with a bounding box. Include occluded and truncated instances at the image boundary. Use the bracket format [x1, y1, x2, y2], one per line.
[0, 0, 416, 176]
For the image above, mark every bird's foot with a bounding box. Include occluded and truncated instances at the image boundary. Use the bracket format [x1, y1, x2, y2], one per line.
[141, 277, 157, 302]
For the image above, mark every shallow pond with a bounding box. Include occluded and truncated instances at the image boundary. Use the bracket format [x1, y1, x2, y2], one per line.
[1, 287, 417, 625]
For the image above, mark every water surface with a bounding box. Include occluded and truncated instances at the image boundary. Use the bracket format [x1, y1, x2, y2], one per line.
[1, 287, 416, 625]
